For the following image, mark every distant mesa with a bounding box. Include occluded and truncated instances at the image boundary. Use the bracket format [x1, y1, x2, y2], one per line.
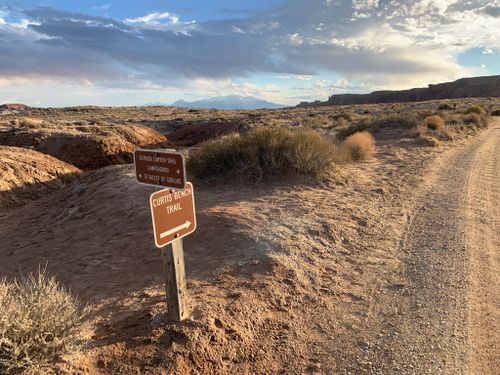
[171, 95, 286, 110]
[298, 75, 500, 106]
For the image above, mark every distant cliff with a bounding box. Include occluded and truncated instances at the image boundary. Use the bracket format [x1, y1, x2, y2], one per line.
[298, 75, 500, 106]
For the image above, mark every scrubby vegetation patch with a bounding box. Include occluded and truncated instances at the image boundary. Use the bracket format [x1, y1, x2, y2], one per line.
[0, 270, 89, 374]
[463, 105, 486, 115]
[187, 127, 338, 180]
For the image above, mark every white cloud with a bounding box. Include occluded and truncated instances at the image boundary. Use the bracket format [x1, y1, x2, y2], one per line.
[124, 11, 197, 34]
[231, 26, 246, 34]
[126, 12, 179, 25]
[287, 33, 304, 46]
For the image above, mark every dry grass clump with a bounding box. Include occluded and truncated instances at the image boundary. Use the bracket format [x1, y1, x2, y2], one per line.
[331, 111, 353, 122]
[462, 113, 489, 128]
[340, 131, 375, 161]
[418, 135, 442, 147]
[438, 102, 453, 110]
[336, 122, 372, 140]
[424, 115, 445, 130]
[463, 105, 486, 115]
[187, 127, 337, 180]
[0, 270, 89, 374]
[301, 114, 332, 129]
[11, 117, 45, 128]
[416, 115, 454, 144]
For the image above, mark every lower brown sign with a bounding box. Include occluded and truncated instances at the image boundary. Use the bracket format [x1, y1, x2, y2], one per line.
[149, 182, 196, 248]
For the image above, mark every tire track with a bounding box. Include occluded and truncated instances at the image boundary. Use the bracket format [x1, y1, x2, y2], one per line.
[463, 123, 500, 375]
[371, 121, 500, 374]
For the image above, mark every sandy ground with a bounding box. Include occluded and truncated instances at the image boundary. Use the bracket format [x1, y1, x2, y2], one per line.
[0, 120, 498, 374]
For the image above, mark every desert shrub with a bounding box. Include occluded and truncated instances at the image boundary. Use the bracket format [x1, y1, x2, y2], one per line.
[331, 111, 353, 122]
[340, 131, 375, 161]
[491, 109, 500, 116]
[444, 114, 462, 126]
[301, 114, 331, 129]
[12, 117, 44, 128]
[418, 135, 441, 147]
[463, 105, 486, 115]
[0, 270, 89, 374]
[424, 115, 445, 131]
[462, 113, 488, 128]
[415, 115, 455, 143]
[375, 113, 419, 129]
[336, 121, 373, 140]
[438, 102, 453, 110]
[336, 113, 417, 140]
[416, 110, 434, 120]
[187, 127, 337, 180]
[330, 117, 349, 129]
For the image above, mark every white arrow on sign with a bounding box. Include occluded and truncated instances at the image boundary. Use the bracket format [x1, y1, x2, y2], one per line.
[160, 221, 192, 239]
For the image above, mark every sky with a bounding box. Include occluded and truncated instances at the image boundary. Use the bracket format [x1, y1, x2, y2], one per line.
[0, 0, 499, 107]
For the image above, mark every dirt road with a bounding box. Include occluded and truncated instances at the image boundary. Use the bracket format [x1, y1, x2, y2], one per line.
[365, 120, 500, 374]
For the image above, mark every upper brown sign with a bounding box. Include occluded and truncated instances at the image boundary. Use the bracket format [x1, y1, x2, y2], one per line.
[150, 183, 196, 248]
[134, 149, 186, 189]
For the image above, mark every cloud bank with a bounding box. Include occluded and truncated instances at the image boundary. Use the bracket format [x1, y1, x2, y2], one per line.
[0, 0, 498, 105]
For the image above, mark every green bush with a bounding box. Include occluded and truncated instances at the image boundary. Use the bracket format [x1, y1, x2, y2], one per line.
[462, 113, 488, 128]
[187, 127, 337, 180]
[0, 270, 89, 374]
[463, 105, 486, 115]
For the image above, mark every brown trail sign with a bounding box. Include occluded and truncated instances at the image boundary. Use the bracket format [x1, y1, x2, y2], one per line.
[136, 149, 196, 322]
[134, 149, 186, 189]
[149, 183, 197, 321]
[149, 182, 196, 248]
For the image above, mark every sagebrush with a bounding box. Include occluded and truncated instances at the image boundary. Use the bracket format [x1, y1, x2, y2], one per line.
[187, 127, 337, 180]
[463, 105, 486, 115]
[336, 113, 418, 140]
[416, 115, 454, 144]
[0, 270, 89, 374]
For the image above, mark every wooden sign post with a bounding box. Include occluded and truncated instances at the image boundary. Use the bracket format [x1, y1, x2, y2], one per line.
[134, 149, 196, 322]
[162, 240, 189, 321]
